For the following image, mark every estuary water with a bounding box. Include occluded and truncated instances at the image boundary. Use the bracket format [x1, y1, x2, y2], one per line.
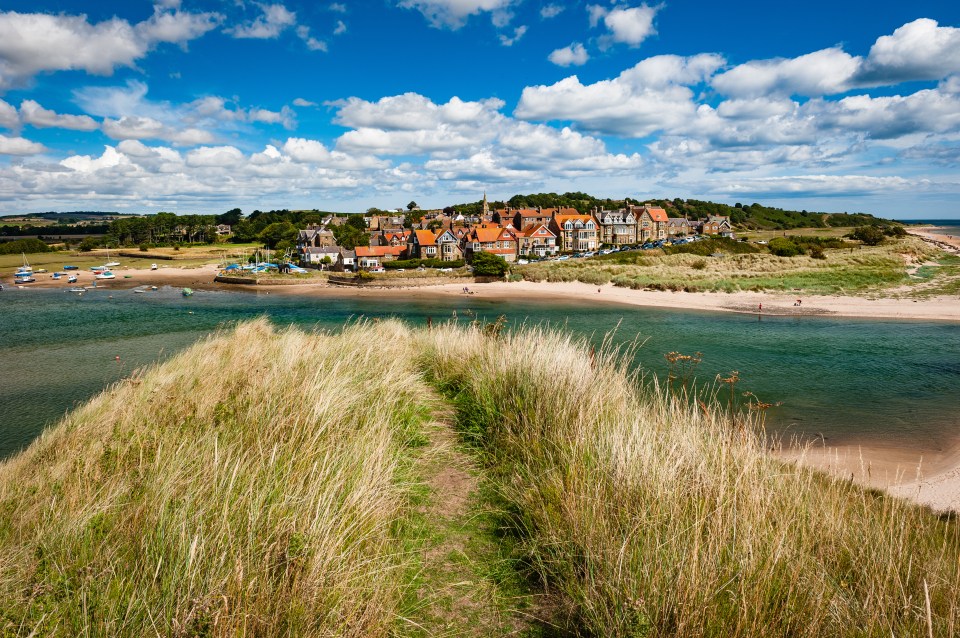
[1, 286, 958, 460]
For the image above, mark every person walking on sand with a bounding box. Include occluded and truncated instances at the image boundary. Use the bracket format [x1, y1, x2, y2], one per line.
[758, 302, 762, 312]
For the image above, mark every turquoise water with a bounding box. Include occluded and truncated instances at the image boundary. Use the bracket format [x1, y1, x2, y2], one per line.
[1, 286, 958, 459]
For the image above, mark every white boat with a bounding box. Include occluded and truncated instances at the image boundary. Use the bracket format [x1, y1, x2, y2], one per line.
[68, 287, 86, 292]
[95, 270, 116, 280]
[90, 265, 107, 272]
[67, 274, 78, 283]
[150, 263, 158, 270]
[14, 253, 32, 276]
[106, 261, 121, 267]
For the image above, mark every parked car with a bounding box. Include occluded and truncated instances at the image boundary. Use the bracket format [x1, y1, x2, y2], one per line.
[369, 266, 385, 273]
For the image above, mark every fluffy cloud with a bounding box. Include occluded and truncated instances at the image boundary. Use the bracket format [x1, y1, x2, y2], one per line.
[0, 99, 17, 129]
[0, 134, 45, 155]
[74, 82, 297, 143]
[856, 19, 960, 86]
[588, 3, 660, 47]
[712, 19, 960, 99]
[227, 3, 297, 39]
[19, 99, 99, 131]
[0, 6, 221, 89]
[516, 54, 724, 137]
[398, 0, 516, 29]
[331, 92, 642, 185]
[548, 43, 589, 67]
[712, 48, 860, 98]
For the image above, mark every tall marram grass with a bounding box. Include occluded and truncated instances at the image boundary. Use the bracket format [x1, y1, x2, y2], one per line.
[419, 323, 960, 636]
[0, 318, 432, 637]
[3, 319, 959, 636]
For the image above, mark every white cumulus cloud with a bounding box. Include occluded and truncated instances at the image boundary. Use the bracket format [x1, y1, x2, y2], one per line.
[19, 99, 99, 131]
[0, 6, 221, 90]
[227, 3, 297, 39]
[0, 134, 45, 155]
[548, 43, 589, 67]
[588, 3, 660, 47]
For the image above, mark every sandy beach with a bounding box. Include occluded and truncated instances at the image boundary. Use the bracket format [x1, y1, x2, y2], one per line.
[9, 259, 959, 322]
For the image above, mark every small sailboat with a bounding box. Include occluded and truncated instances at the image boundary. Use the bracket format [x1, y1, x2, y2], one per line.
[14, 253, 32, 277]
[105, 248, 120, 268]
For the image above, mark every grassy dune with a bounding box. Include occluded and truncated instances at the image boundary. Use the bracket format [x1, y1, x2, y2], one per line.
[516, 236, 941, 295]
[1, 319, 959, 636]
[0, 319, 433, 636]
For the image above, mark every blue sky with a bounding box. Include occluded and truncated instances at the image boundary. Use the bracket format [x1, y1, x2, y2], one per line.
[0, 0, 958, 218]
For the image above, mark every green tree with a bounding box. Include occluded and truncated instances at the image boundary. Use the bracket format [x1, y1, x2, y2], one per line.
[768, 237, 802, 257]
[258, 221, 298, 249]
[471, 251, 509, 277]
[78, 237, 100, 252]
[407, 201, 418, 211]
[217, 208, 243, 226]
[848, 225, 886, 246]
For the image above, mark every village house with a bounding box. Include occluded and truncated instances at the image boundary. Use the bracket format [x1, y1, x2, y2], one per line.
[638, 205, 669, 242]
[515, 224, 559, 258]
[215, 224, 232, 235]
[336, 248, 356, 272]
[408, 229, 440, 260]
[435, 229, 464, 262]
[355, 245, 406, 269]
[593, 206, 639, 246]
[465, 224, 518, 262]
[665, 218, 693, 237]
[550, 213, 600, 252]
[297, 225, 337, 249]
[701, 215, 734, 237]
[302, 246, 342, 268]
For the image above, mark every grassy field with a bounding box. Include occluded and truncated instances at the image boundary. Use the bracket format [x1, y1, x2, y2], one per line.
[1, 319, 959, 636]
[0, 244, 262, 275]
[516, 235, 947, 296]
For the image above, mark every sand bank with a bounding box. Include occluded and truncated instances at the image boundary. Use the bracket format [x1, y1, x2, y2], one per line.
[9, 265, 958, 322]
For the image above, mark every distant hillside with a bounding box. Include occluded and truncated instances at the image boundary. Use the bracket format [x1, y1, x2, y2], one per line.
[446, 193, 895, 230]
[0, 211, 127, 223]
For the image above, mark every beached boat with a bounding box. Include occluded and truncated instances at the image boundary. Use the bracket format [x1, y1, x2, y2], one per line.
[181, 287, 194, 297]
[95, 271, 116, 280]
[14, 253, 32, 277]
[14, 275, 36, 283]
[67, 274, 78, 283]
[150, 263, 158, 270]
[90, 265, 107, 272]
[63, 265, 78, 270]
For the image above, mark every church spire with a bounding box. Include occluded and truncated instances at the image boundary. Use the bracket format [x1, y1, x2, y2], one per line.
[482, 190, 489, 217]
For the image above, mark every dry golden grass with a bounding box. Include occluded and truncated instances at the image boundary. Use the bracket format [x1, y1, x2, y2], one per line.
[0, 319, 433, 637]
[420, 322, 960, 636]
[2, 319, 958, 636]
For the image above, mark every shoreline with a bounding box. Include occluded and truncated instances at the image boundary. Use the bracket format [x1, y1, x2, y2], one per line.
[6, 261, 959, 323]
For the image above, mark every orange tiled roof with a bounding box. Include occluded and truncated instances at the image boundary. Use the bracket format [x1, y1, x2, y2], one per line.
[356, 245, 406, 257]
[553, 214, 594, 225]
[644, 206, 669, 222]
[413, 229, 437, 246]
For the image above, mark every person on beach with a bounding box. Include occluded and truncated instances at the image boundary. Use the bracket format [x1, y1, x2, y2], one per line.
[759, 302, 762, 312]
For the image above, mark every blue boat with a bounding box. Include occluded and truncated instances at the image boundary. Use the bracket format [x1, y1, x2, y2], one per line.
[63, 265, 79, 270]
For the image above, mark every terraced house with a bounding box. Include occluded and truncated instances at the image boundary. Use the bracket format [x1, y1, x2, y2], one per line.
[550, 213, 600, 252]
[515, 224, 559, 258]
[465, 224, 518, 262]
[638, 205, 669, 242]
[594, 205, 639, 246]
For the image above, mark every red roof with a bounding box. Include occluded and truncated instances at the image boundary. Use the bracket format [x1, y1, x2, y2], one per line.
[644, 206, 669, 222]
[356, 245, 406, 257]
